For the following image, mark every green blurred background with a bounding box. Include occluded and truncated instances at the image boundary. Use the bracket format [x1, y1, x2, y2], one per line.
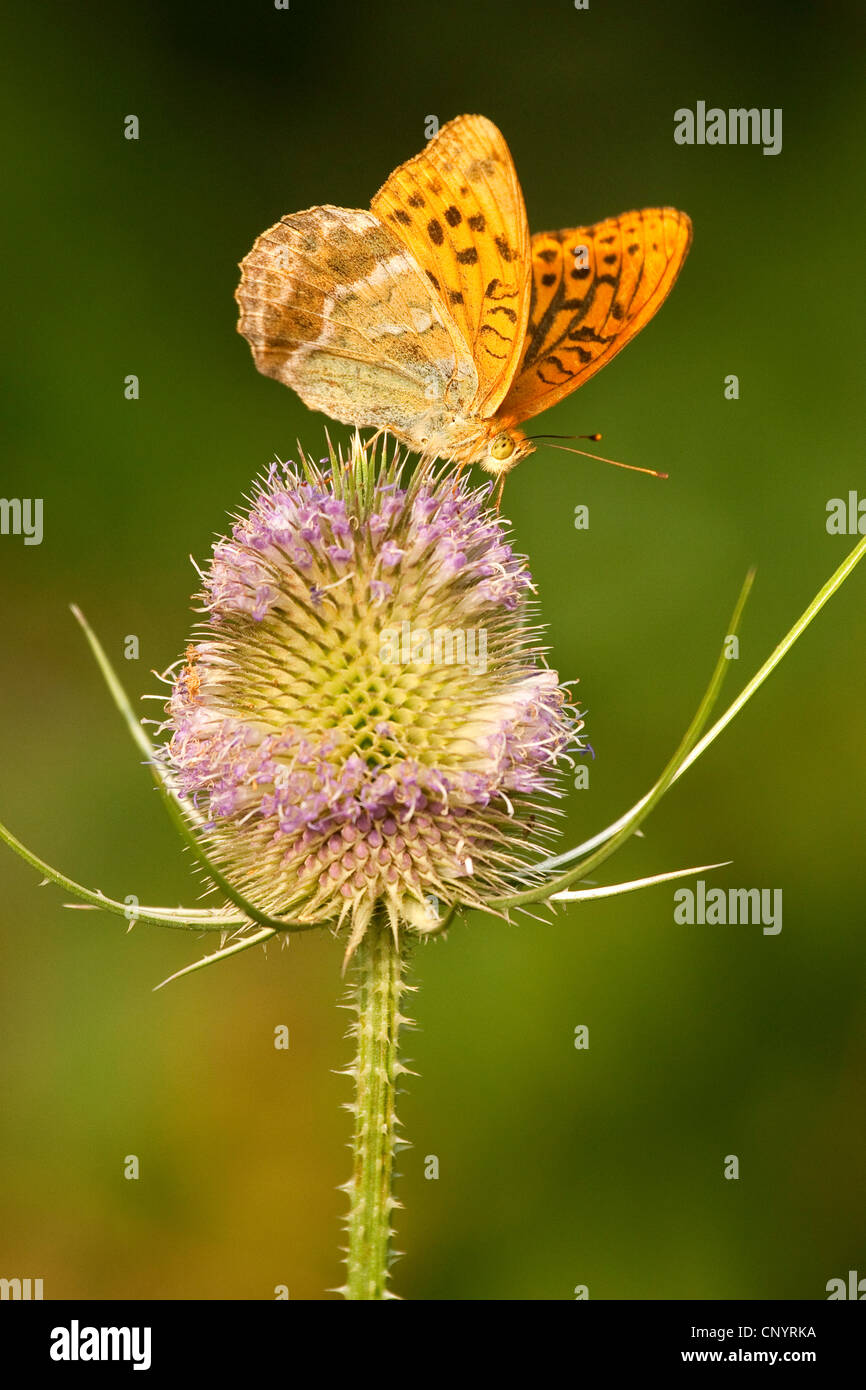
[1, 0, 864, 1300]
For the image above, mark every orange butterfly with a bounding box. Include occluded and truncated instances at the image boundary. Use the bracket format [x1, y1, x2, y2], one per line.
[236, 115, 691, 496]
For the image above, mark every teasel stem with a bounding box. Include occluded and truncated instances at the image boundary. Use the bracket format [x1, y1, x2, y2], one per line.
[340, 913, 410, 1299]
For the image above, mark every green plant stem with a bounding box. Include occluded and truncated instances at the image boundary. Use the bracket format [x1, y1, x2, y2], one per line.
[343, 916, 405, 1300]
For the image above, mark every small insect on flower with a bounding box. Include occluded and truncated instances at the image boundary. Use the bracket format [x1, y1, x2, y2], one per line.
[163, 440, 583, 964]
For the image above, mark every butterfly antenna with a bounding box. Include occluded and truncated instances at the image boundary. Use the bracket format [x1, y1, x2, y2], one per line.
[533, 432, 604, 443]
[531, 433, 668, 480]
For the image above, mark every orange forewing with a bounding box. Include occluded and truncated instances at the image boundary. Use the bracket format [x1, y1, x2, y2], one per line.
[498, 208, 692, 426]
[371, 114, 532, 418]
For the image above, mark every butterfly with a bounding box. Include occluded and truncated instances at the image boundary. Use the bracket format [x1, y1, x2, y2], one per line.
[236, 114, 691, 498]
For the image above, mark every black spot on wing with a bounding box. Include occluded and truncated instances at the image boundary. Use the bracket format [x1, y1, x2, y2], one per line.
[481, 323, 511, 345]
[521, 230, 628, 371]
[566, 325, 609, 342]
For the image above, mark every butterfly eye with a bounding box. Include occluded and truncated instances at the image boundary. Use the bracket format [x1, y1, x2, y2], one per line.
[491, 433, 515, 462]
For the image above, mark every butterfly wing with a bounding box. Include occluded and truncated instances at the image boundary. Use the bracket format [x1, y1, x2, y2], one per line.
[371, 114, 532, 418]
[236, 204, 478, 447]
[498, 207, 692, 426]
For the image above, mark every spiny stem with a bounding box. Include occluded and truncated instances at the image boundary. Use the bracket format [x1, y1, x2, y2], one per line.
[342, 916, 408, 1300]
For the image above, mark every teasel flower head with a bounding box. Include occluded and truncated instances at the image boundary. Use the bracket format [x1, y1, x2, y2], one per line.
[164, 439, 582, 960]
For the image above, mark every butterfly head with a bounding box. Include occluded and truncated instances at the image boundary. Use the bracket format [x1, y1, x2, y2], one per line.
[478, 427, 534, 478]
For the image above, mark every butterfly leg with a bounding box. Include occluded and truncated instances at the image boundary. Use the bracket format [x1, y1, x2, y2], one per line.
[450, 461, 469, 498]
[494, 474, 507, 512]
[358, 427, 385, 471]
